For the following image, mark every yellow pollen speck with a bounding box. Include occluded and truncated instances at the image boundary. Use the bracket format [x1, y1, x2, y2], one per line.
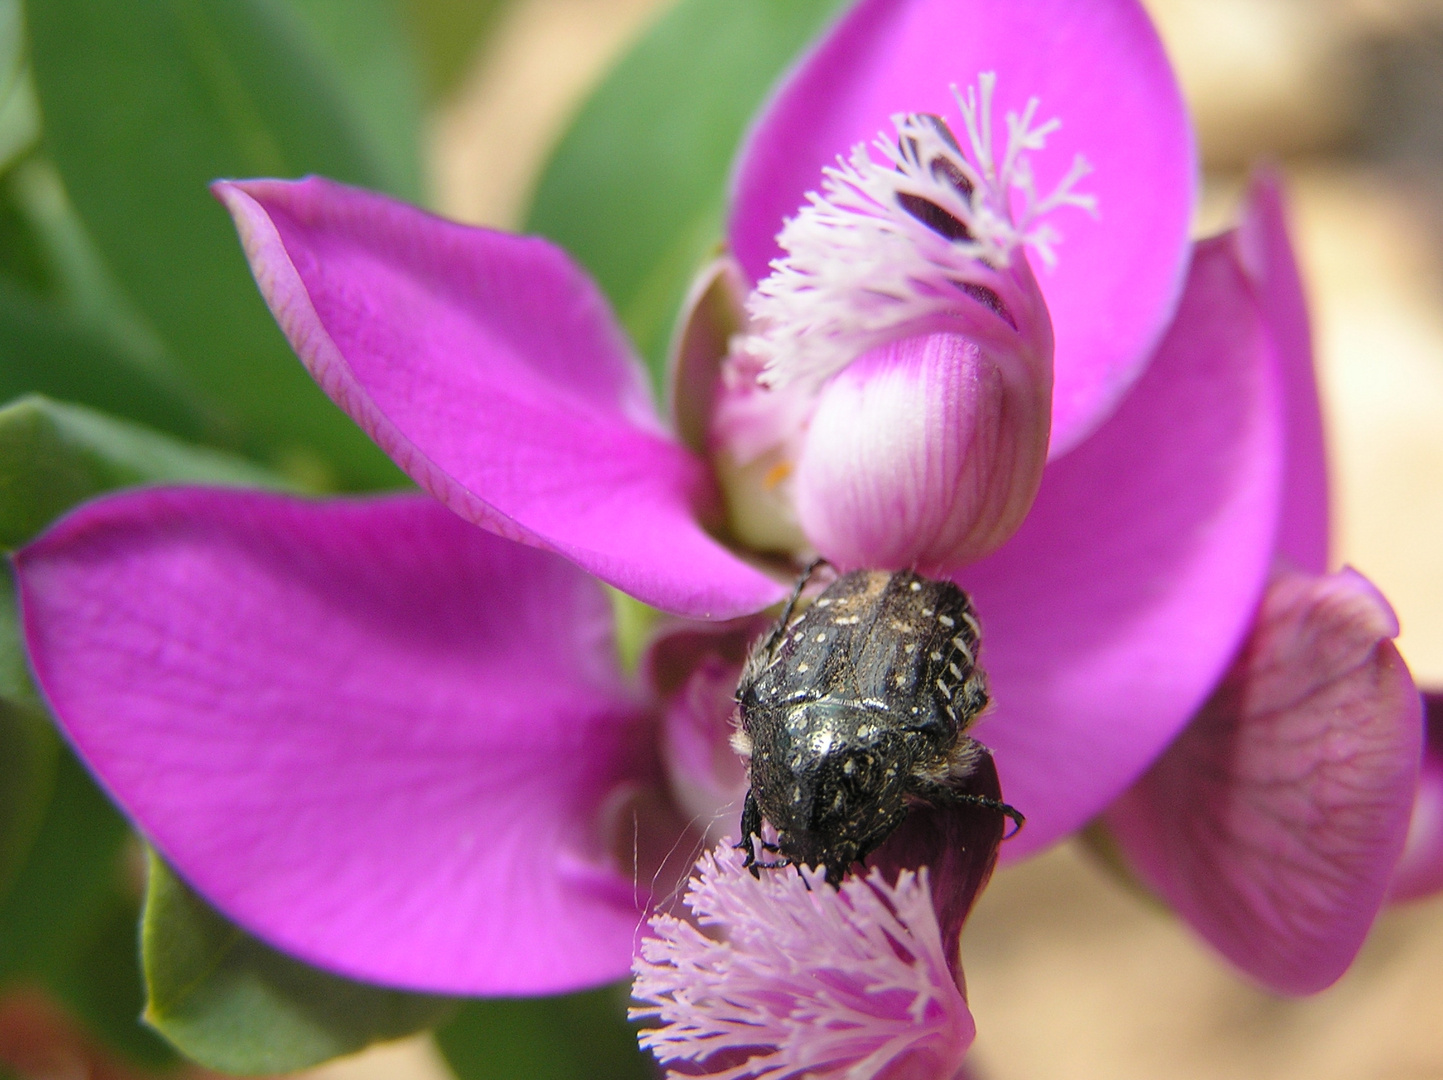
[763, 460, 793, 490]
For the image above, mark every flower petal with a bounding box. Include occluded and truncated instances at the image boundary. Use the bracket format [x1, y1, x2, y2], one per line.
[216, 177, 784, 619]
[730, 0, 1194, 456]
[959, 235, 1283, 856]
[1389, 691, 1443, 902]
[644, 616, 770, 849]
[17, 488, 657, 995]
[1104, 569, 1422, 995]
[1236, 170, 1330, 573]
[867, 753, 1007, 980]
[794, 324, 1051, 574]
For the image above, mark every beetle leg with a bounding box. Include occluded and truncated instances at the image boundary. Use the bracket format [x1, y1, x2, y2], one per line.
[948, 792, 1026, 838]
[738, 788, 764, 874]
[909, 776, 1026, 838]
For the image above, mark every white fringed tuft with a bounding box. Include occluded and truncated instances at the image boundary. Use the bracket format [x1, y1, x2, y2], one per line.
[743, 73, 1094, 390]
[631, 843, 974, 1080]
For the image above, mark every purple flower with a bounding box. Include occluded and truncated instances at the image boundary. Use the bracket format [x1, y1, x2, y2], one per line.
[9, 0, 1430, 1030]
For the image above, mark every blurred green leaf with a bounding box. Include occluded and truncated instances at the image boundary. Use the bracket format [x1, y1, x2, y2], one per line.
[402, 0, 507, 101]
[5, 158, 181, 369]
[0, 694, 55, 898]
[436, 988, 652, 1080]
[280, 0, 425, 201]
[0, 0, 38, 176]
[24, 0, 407, 489]
[0, 565, 29, 702]
[142, 855, 454, 1074]
[0, 746, 126, 979]
[0, 395, 280, 549]
[56, 889, 182, 1068]
[525, 0, 846, 385]
[0, 0, 19, 89]
[0, 744, 177, 1068]
[0, 286, 208, 443]
[0, 180, 48, 298]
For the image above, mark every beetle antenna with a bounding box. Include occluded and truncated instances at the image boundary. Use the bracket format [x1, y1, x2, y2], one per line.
[765, 557, 829, 659]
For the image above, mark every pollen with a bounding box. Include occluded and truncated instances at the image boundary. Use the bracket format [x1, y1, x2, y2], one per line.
[741, 72, 1097, 391]
[762, 459, 793, 490]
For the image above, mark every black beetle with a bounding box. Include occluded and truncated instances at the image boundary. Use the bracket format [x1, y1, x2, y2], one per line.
[734, 563, 1022, 885]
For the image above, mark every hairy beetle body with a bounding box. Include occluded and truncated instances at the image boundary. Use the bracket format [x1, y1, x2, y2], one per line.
[736, 568, 1008, 885]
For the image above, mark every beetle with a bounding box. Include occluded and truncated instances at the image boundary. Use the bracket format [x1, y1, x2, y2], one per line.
[733, 562, 1022, 885]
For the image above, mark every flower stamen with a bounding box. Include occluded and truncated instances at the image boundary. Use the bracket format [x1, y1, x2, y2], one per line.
[631, 843, 974, 1080]
[742, 72, 1095, 390]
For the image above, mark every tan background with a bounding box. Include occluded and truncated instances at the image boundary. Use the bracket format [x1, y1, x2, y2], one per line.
[308, 1, 1443, 1076]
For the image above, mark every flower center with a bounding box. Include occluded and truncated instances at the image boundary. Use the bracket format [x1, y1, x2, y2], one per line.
[740, 72, 1096, 392]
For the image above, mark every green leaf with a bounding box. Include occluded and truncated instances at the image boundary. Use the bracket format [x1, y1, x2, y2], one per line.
[0, 745, 179, 1068]
[0, 0, 39, 177]
[436, 988, 652, 1080]
[0, 165, 52, 293]
[0, 282, 217, 447]
[0, 730, 126, 979]
[0, 395, 281, 549]
[524, 0, 847, 385]
[142, 855, 454, 1074]
[0, 564, 30, 703]
[280, 0, 425, 202]
[24, 0, 407, 489]
[54, 889, 182, 1068]
[401, 0, 508, 101]
[4, 157, 185, 373]
[0, 694, 56, 898]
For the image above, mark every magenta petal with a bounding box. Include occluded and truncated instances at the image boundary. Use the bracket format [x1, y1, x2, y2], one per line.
[1236, 170, 1330, 574]
[17, 488, 659, 995]
[1105, 569, 1422, 995]
[1389, 691, 1443, 902]
[216, 177, 784, 619]
[730, 0, 1194, 455]
[867, 754, 1005, 981]
[959, 236, 1283, 857]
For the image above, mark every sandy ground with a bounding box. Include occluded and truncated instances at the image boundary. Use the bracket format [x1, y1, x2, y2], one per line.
[304, 0, 1443, 1076]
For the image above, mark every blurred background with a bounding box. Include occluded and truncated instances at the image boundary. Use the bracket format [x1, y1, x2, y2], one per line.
[2, 0, 1443, 1077]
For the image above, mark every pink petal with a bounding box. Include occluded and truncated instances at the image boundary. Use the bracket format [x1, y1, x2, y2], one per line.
[959, 235, 1284, 857]
[867, 753, 1007, 980]
[17, 488, 660, 995]
[216, 177, 784, 619]
[644, 616, 771, 848]
[1105, 569, 1422, 995]
[1235, 170, 1330, 573]
[730, 0, 1194, 456]
[1389, 691, 1443, 902]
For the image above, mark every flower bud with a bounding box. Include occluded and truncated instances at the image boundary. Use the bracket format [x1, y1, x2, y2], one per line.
[705, 75, 1082, 569]
[796, 305, 1050, 573]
